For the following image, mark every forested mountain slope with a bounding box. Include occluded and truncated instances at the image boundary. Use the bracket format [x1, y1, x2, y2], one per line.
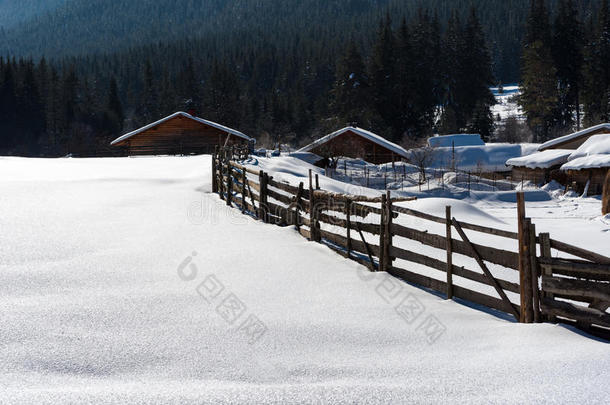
[0, 0, 601, 82]
[0, 0, 67, 28]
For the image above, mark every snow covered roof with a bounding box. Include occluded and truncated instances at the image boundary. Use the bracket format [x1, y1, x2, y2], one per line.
[538, 123, 610, 151]
[110, 111, 253, 145]
[427, 134, 485, 148]
[560, 134, 610, 171]
[298, 127, 410, 159]
[505, 149, 572, 169]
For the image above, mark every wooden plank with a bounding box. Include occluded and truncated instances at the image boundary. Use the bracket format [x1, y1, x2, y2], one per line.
[313, 189, 385, 203]
[539, 232, 555, 322]
[540, 298, 610, 328]
[541, 276, 610, 303]
[452, 218, 520, 321]
[299, 227, 311, 239]
[246, 179, 261, 193]
[529, 221, 541, 323]
[346, 199, 352, 255]
[267, 188, 293, 206]
[388, 266, 520, 316]
[319, 229, 380, 257]
[538, 257, 610, 280]
[391, 223, 520, 270]
[294, 182, 304, 231]
[384, 190, 393, 271]
[267, 178, 302, 195]
[391, 205, 518, 239]
[379, 193, 387, 272]
[549, 238, 610, 264]
[389, 246, 520, 294]
[517, 192, 532, 323]
[355, 222, 377, 271]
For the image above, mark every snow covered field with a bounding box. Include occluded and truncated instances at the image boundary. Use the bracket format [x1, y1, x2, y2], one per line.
[1, 155, 609, 404]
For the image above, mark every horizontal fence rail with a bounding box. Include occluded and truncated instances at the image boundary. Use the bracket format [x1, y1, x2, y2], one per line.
[212, 148, 610, 340]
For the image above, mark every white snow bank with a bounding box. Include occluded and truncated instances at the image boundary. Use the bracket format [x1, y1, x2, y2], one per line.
[505, 149, 572, 169]
[1, 156, 609, 403]
[421, 143, 540, 172]
[567, 134, 610, 160]
[427, 134, 484, 148]
[561, 134, 610, 170]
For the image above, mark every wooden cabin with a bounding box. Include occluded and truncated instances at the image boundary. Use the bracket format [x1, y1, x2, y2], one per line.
[111, 111, 253, 155]
[538, 123, 610, 151]
[505, 149, 572, 185]
[297, 127, 409, 165]
[560, 134, 610, 195]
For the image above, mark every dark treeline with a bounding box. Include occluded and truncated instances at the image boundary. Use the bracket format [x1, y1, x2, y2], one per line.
[0, 58, 123, 156]
[521, 0, 610, 142]
[0, 7, 496, 156]
[0, 0, 607, 156]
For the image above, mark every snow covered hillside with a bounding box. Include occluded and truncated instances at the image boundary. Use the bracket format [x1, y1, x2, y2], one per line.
[1, 156, 608, 404]
[491, 85, 523, 121]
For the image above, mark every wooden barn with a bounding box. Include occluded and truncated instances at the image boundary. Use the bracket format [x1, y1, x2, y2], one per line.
[538, 123, 610, 151]
[297, 126, 409, 165]
[560, 134, 610, 195]
[505, 149, 572, 185]
[111, 111, 253, 155]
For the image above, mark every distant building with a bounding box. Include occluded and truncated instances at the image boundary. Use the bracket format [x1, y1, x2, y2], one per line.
[538, 123, 610, 151]
[111, 111, 253, 155]
[427, 134, 485, 148]
[560, 134, 610, 195]
[298, 127, 409, 165]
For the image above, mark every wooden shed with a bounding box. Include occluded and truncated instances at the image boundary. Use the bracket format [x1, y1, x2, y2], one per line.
[538, 123, 610, 151]
[111, 111, 253, 155]
[505, 149, 572, 185]
[297, 127, 409, 165]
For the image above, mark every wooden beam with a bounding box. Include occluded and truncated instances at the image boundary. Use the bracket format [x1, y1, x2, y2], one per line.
[452, 218, 520, 321]
[446, 206, 453, 299]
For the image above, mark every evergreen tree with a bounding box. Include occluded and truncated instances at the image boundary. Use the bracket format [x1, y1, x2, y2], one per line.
[582, 0, 610, 125]
[552, 0, 584, 130]
[106, 76, 124, 133]
[520, 0, 557, 142]
[332, 40, 371, 126]
[462, 7, 496, 140]
[369, 14, 397, 140]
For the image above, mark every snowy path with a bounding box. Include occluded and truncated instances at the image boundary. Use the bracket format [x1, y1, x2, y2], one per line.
[0, 156, 608, 404]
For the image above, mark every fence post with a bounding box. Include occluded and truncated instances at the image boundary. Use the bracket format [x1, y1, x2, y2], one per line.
[226, 162, 232, 206]
[262, 173, 270, 223]
[212, 153, 218, 194]
[294, 182, 304, 230]
[315, 174, 320, 190]
[218, 153, 225, 201]
[309, 170, 321, 242]
[517, 192, 534, 323]
[378, 193, 387, 272]
[241, 167, 247, 213]
[385, 190, 393, 271]
[346, 198, 352, 256]
[446, 205, 454, 299]
[529, 221, 541, 323]
[539, 232, 555, 323]
[258, 170, 265, 221]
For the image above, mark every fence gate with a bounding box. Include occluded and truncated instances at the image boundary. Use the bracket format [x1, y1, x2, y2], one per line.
[537, 233, 610, 339]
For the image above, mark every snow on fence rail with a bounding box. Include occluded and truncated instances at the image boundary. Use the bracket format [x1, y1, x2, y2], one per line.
[212, 149, 610, 340]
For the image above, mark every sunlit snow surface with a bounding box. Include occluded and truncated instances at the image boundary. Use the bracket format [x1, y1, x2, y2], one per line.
[1, 155, 608, 404]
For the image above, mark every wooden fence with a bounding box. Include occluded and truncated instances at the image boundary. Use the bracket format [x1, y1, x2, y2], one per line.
[212, 151, 610, 339]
